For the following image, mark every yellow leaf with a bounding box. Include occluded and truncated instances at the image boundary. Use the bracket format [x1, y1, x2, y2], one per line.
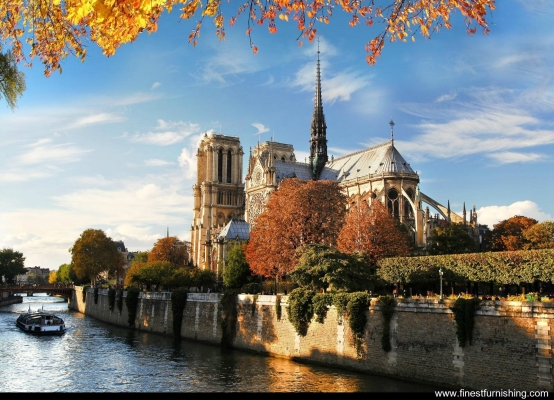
[411, 36, 415, 42]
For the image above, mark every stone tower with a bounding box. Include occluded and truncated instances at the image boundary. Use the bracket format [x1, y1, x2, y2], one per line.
[190, 131, 245, 271]
[309, 43, 328, 180]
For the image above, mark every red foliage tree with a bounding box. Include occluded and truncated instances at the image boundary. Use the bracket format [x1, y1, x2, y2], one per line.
[337, 200, 412, 266]
[245, 178, 346, 281]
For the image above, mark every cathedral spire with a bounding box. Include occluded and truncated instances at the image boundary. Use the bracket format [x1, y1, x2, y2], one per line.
[389, 118, 395, 145]
[309, 37, 328, 180]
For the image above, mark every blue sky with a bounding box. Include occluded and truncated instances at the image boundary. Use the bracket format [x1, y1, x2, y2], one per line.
[1, 0, 553, 270]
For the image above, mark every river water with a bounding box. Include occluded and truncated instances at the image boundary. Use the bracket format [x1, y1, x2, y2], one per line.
[0, 294, 438, 392]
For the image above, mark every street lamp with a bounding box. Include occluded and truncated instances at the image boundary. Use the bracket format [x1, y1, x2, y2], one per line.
[439, 267, 444, 300]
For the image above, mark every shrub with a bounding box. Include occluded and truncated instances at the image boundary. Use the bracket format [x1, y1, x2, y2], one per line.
[240, 282, 260, 294]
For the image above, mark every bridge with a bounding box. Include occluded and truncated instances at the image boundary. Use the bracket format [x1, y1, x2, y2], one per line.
[0, 285, 74, 300]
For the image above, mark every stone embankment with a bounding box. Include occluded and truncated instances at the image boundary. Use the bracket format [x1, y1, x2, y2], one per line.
[69, 287, 554, 391]
[0, 294, 23, 307]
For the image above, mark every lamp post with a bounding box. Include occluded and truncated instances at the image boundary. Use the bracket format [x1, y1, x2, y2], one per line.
[439, 267, 444, 300]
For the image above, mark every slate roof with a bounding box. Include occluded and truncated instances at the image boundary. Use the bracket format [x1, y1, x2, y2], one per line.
[320, 140, 416, 182]
[113, 240, 127, 252]
[274, 161, 313, 183]
[217, 219, 250, 241]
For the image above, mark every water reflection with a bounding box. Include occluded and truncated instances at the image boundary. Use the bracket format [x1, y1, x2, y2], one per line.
[0, 294, 437, 392]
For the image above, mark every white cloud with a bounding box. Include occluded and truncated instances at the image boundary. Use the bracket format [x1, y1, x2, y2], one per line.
[129, 120, 201, 146]
[291, 61, 372, 103]
[178, 134, 203, 180]
[477, 201, 552, 228]
[395, 87, 554, 162]
[0, 169, 54, 182]
[144, 159, 175, 167]
[151, 82, 161, 90]
[0, 178, 193, 267]
[435, 92, 457, 103]
[109, 92, 161, 106]
[17, 142, 92, 165]
[487, 152, 547, 164]
[252, 123, 270, 135]
[197, 43, 267, 84]
[73, 113, 126, 128]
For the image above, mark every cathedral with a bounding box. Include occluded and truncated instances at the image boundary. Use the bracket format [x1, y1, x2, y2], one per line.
[190, 50, 480, 272]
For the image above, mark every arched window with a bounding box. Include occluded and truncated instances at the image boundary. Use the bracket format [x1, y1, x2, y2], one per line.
[217, 149, 223, 182]
[227, 150, 232, 183]
[387, 188, 399, 218]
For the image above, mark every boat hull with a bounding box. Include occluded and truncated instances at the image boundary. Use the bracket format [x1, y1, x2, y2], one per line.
[16, 312, 67, 336]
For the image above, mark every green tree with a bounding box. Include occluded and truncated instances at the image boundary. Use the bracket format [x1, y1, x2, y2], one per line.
[291, 245, 372, 293]
[427, 223, 477, 255]
[163, 268, 194, 290]
[191, 268, 217, 292]
[0, 248, 26, 283]
[126, 260, 176, 290]
[69, 229, 123, 285]
[57, 262, 85, 285]
[223, 244, 252, 290]
[0, 51, 25, 109]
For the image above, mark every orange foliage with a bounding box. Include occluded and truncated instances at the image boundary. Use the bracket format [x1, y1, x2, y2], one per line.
[337, 199, 411, 265]
[245, 178, 346, 280]
[148, 236, 190, 267]
[491, 215, 538, 252]
[0, 0, 495, 76]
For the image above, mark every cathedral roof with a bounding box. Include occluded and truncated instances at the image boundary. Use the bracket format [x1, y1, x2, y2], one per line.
[320, 140, 416, 182]
[274, 161, 313, 183]
[217, 219, 250, 241]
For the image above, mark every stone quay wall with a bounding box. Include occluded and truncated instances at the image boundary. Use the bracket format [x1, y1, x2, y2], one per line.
[69, 287, 554, 391]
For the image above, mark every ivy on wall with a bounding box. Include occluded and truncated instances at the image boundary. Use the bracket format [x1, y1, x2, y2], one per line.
[275, 294, 282, 321]
[125, 287, 141, 327]
[171, 288, 189, 337]
[312, 293, 333, 324]
[379, 295, 396, 352]
[252, 294, 258, 316]
[108, 288, 116, 311]
[82, 285, 90, 303]
[220, 290, 238, 348]
[287, 288, 315, 336]
[451, 298, 481, 347]
[116, 290, 123, 313]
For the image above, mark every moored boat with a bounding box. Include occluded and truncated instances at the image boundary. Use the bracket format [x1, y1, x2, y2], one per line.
[16, 308, 67, 335]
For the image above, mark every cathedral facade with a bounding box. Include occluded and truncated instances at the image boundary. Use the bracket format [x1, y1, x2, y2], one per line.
[190, 51, 479, 271]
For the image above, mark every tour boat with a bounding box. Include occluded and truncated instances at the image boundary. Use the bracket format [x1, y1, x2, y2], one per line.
[16, 307, 67, 335]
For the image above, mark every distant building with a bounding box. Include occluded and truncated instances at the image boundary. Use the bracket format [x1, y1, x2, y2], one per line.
[113, 240, 135, 285]
[16, 266, 50, 284]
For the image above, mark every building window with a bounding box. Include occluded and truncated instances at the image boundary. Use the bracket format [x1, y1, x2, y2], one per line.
[217, 149, 223, 182]
[227, 150, 232, 183]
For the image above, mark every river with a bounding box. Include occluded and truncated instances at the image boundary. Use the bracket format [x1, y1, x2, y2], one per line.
[0, 294, 438, 392]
